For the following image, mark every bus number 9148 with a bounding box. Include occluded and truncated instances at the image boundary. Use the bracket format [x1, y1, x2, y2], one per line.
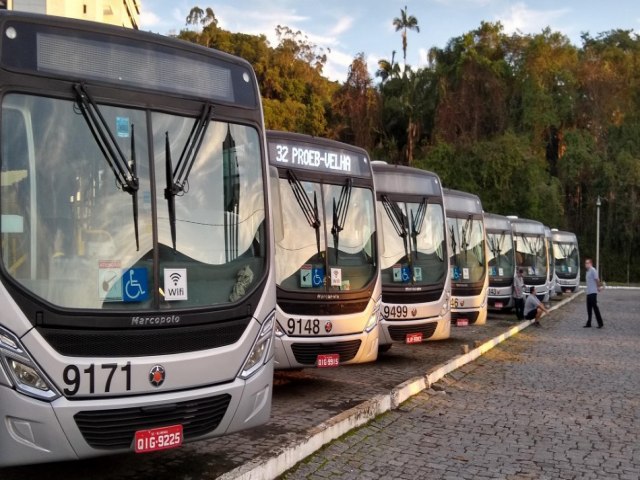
[287, 318, 320, 335]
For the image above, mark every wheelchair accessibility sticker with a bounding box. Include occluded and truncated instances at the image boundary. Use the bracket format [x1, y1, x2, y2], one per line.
[98, 262, 149, 302]
[122, 267, 149, 302]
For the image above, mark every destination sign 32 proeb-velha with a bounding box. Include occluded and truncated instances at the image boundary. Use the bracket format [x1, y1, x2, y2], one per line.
[267, 140, 372, 177]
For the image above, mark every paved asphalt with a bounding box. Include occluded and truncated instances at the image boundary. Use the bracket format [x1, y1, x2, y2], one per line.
[280, 289, 640, 480]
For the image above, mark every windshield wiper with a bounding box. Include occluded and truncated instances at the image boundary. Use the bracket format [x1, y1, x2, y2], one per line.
[73, 83, 139, 250]
[410, 198, 427, 258]
[461, 216, 472, 260]
[381, 195, 410, 267]
[488, 232, 505, 262]
[164, 103, 213, 253]
[449, 224, 457, 255]
[287, 170, 322, 256]
[331, 178, 352, 265]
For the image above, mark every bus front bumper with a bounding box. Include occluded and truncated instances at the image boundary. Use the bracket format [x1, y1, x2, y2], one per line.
[379, 314, 451, 345]
[273, 329, 379, 369]
[0, 360, 272, 467]
[488, 295, 514, 310]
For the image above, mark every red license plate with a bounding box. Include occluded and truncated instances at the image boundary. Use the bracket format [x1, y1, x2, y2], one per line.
[406, 332, 423, 344]
[317, 353, 340, 368]
[456, 318, 469, 326]
[495, 302, 503, 309]
[134, 424, 183, 453]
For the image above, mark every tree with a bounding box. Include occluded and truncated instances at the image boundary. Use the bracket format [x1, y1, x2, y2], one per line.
[332, 53, 380, 151]
[393, 5, 420, 71]
[376, 51, 400, 84]
[185, 6, 204, 27]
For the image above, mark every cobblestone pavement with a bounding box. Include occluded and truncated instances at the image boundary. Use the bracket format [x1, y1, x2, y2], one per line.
[1, 296, 574, 480]
[279, 289, 640, 480]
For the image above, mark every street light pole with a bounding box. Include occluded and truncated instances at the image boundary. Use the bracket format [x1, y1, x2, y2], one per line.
[596, 196, 601, 273]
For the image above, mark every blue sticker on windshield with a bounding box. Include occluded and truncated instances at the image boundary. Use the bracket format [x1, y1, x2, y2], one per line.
[116, 117, 130, 138]
[122, 267, 149, 302]
[452, 266, 461, 281]
[312, 267, 325, 287]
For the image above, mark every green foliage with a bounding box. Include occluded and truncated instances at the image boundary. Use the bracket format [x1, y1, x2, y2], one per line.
[175, 6, 640, 281]
[177, 16, 336, 136]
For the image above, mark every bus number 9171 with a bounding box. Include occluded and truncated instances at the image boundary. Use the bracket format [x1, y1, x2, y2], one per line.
[62, 362, 132, 396]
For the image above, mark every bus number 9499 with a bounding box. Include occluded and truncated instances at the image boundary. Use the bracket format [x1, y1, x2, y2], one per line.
[382, 305, 408, 319]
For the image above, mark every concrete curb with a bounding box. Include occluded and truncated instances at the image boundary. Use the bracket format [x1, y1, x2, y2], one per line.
[218, 290, 584, 480]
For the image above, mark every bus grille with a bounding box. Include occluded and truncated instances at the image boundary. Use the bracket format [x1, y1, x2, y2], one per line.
[278, 299, 370, 316]
[382, 289, 442, 304]
[290, 340, 362, 365]
[38, 318, 249, 357]
[451, 311, 480, 324]
[74, 394, 231, 450]
[388, 322, 438, 341]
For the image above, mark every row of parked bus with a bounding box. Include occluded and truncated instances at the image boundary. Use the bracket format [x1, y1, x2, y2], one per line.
[0, 12, 580, 467]
[268, 132, 581, 369]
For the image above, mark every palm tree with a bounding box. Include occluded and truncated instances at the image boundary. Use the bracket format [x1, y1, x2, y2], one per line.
[393, 5, 420, 70]
[376, 51, 400, 84]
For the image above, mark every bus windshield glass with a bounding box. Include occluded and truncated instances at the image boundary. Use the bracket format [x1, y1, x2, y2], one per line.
[0, 93, 266, 311]
[514, 233, 547, 277]
[554, 242, 579, 275]
[447, 216, 485, 283]
[275, 178, 376, 292]
[486, 231, 514, 279]
[379, 199, 446, 286]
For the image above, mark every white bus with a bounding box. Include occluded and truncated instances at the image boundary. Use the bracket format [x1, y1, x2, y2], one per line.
[443, 189, 488, 325]
[0, 12, 275, 466]
[267, 131, 380, 369]
[552, 229, 580, 293]
[372, 162, 450, 347]
[509, 217, 549, 300]
[484, 213, 515, 311]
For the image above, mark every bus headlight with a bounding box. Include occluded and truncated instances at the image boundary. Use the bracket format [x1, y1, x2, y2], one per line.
[239, 313, 274, 380]
[364, 310, 378, 333]
[274, 320, 285, 338]
[441, 291, 451, 317]
[0, 326, 60, 401]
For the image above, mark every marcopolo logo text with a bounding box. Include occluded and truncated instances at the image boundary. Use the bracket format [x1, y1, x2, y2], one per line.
[131, 315, 181, 326]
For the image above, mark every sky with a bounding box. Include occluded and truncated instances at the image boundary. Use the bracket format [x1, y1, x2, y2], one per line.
[140, 0, 640, 82]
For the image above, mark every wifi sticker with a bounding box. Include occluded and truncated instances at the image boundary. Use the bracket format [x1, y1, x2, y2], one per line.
[164, 268, 188, 301]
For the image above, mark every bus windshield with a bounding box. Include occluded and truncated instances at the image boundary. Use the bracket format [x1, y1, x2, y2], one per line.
[554, 242, 579, 275]
[448, 216, 485, 283]
[486, 231, 514, 279]
[514, 233, 547, 277]
[275, 177, 376, 292]
[1, 93, 266, 311]
[379, 199, 446, 286]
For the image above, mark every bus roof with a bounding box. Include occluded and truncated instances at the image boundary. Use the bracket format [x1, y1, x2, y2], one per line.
[509, 217, 545, 235]
[552, 230, 578, 243]
[372, 162, 442, 198]
[443, 188, 483, 215]
[266, 130, 372, 178]
[0, 11, 258, 106]
[484, 213, 512, 232]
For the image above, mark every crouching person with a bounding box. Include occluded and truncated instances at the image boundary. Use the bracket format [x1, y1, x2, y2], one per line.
[524, 286, 549, 327]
